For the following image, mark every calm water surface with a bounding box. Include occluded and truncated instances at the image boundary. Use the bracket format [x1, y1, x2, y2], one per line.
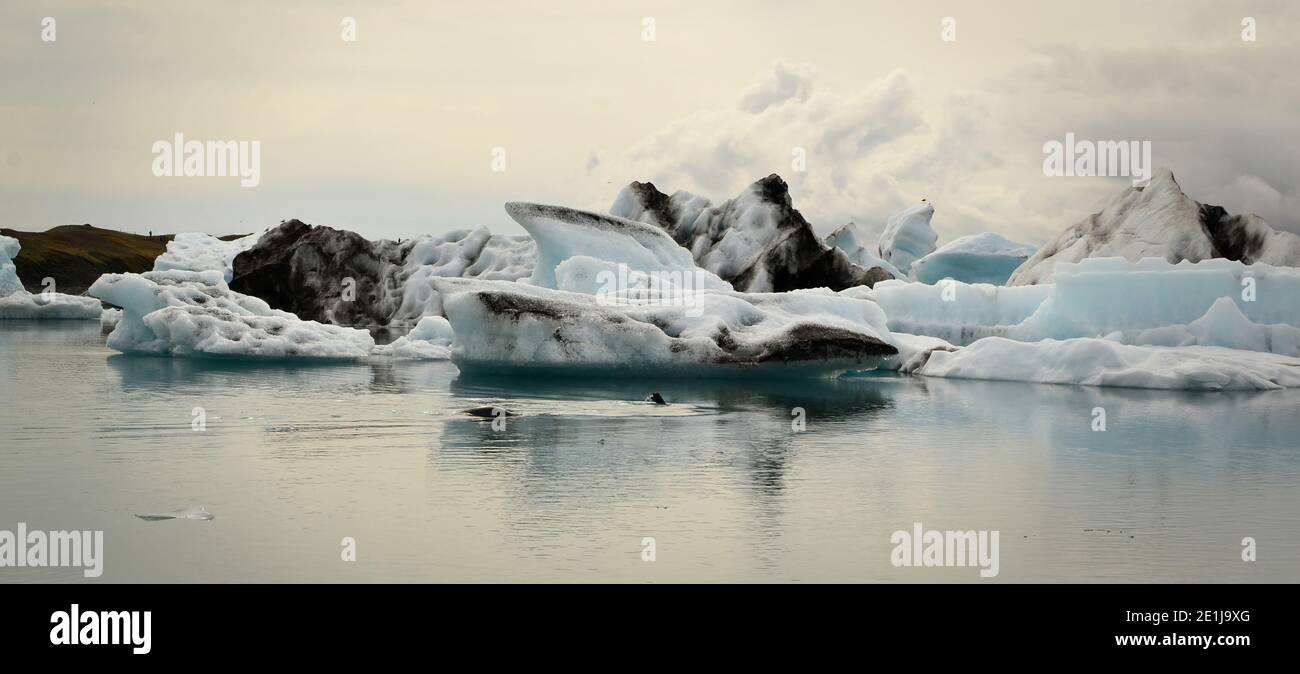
[1, 321, 1297, 582]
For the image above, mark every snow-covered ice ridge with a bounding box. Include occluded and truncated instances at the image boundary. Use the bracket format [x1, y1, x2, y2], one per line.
[1009, 169, 1300, 285]
[0, 234, 103, 320]
[610, 175, 894, 292]
[88, 269, 374, 359]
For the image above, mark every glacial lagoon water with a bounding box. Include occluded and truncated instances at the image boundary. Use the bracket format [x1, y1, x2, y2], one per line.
[1, 320, 1298, 583]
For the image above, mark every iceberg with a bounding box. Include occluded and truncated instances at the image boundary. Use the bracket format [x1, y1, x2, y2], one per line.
[504, 201, 730, 291]
[88, 269, 374, 359]
[153, 231, 262, 282]
[876, 202, 938, 278]
[909, 337, 1300, 391]
[861, 257, 1300, 355]
[1009, 169, 1300, 285]
[854, 278, 1051, 345]
[1104, 297, 1300, 357]
[910, 232, 1037, 285]
[371, 315, 454, 360]
[431, 277, 896, 378]
[610, 176, 893, 292]
[0, 234, 103, 320]
[825, 221, 904, 279]
[1010, 258, 1300, 347]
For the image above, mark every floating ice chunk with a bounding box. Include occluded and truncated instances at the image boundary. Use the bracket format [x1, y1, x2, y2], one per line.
[371, 315, 454, 360]
[0, 235, 21, 296]
[100, 307, 123, 328]
[432, 277, 896, 378]
[0, 234, 104, 319]
[912, 337, 1300, 391]
[506, 202, 731, 292]
[878, 332, 958, 372]
[154, 232, 262, 281]
[911, 232, 1037, 285]
[877, 202, 938, 277]
[135, 505, 214, 521]
[89, 270, 374, 359]
[0, 292, 104, 319]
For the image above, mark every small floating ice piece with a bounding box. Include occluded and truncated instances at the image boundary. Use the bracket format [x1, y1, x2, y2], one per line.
[134, 505, 215, 521]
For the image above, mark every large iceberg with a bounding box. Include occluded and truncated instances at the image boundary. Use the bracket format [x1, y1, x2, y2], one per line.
[876, 202, 938, 278]
[0, 234, 103, 319]
[908, 337, 1300, 391]
[910, 232, 1037, 285]
[431, 277, 896, 378]
[88, 270, 374, 359]
[153, 232, 262, 282]
[1009, 169, 1300, 285]
[610, 175, 893, 292]
[861, 257, 1300, 355]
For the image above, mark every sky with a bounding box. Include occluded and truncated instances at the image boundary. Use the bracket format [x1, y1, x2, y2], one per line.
[2, 0, 1298, 245]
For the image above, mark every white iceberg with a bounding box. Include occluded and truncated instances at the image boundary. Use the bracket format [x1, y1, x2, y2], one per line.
[153, 232, 262, 281]
[877, 202, 938, 278]
[432, 277, 896, 378]
[0, 234, 103, 319]
[910, 232, 1037, 285]
[909, 337, 1300, 391]
[88, 270, 374, 359]
[505, 202, 730, 292]
[371, 315, 454, 360]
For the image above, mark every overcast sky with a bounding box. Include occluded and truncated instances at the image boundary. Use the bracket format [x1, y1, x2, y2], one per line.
[3, 0, 1297, 245]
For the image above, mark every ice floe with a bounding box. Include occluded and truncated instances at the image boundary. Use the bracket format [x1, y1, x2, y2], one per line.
[0, 234, 103, 319]
[909, 337, 1300, 391]
[431, 277, 896, 378]
[89, 269, 374, 359]
[371, 315, 454, 360]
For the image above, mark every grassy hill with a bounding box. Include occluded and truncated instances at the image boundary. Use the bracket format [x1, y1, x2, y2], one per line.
[1, 225, 247, 294]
